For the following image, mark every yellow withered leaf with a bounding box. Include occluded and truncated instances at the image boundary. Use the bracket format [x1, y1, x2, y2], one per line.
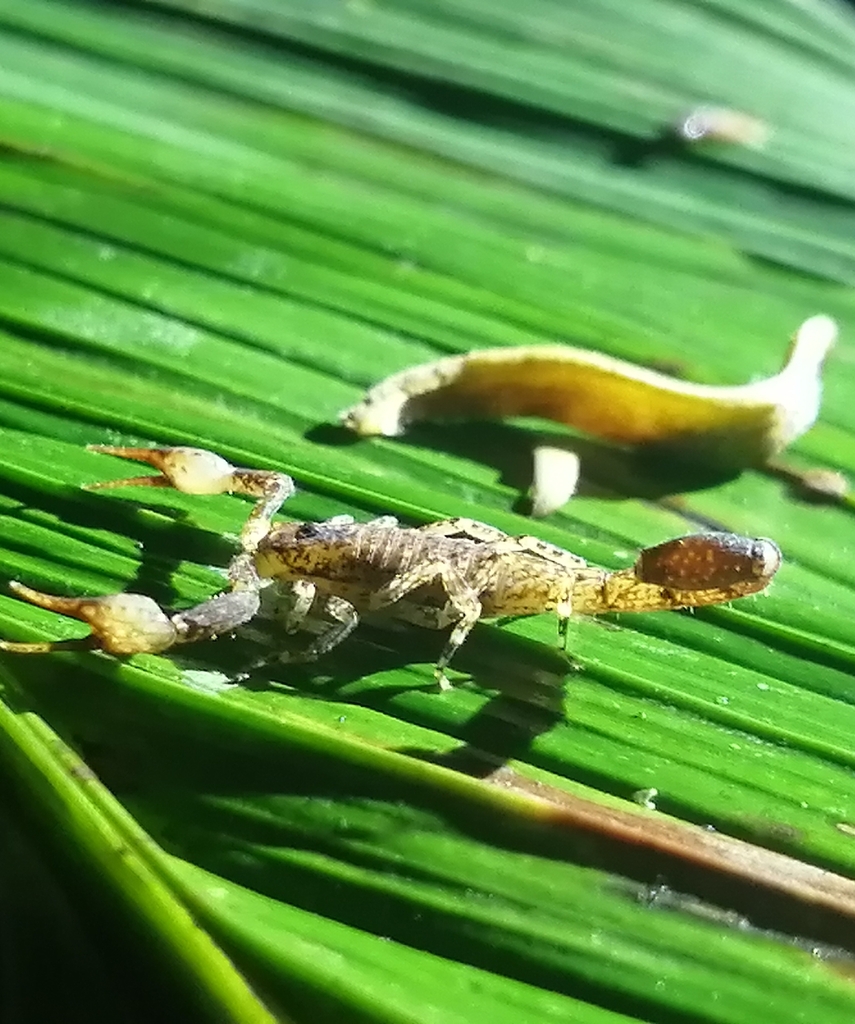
[340, 316, 837, 515]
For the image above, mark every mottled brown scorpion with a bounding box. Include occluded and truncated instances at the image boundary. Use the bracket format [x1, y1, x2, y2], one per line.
[0, 446, 781, 688]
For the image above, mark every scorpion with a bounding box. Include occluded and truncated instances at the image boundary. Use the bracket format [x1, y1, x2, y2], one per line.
[0, 446, 782, 688]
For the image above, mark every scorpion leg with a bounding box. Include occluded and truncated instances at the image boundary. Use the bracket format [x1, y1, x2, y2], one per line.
[491, 536, 584, 646]
[282, 595, 360, 664]
[86, 445, 295, 552]
[238, 590, 357, 675]
[423, 525, 583, 644]
[368, 560, 482, 689]
[429, 526, 584, 644]
[256, 579, 317, 635]
[280, 580, 317, 634]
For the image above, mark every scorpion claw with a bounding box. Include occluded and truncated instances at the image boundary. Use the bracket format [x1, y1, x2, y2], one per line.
[0, 581, 177, 655]
[85, 445, 237, 496]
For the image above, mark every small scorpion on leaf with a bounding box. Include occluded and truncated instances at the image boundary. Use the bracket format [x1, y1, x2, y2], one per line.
[0, 447, 782, 688]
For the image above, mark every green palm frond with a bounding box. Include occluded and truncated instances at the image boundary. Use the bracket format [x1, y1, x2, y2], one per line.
[1, 2, 855, 1022]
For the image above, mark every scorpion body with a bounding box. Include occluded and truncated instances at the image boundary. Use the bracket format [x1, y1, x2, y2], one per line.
[0, 446, 781, 688]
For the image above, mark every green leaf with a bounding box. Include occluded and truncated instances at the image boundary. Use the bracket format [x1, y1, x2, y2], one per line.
[1, 2, 855, 1022]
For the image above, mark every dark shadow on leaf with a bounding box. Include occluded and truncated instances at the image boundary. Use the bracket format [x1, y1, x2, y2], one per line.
[611, 129, 687, 169]
[303, 421, 364, 449]
[7, 648, 855, 1023]
[310, 417, 740, 509]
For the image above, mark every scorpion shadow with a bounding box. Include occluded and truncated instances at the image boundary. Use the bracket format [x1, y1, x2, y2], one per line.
[227, 616, 582, 779]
